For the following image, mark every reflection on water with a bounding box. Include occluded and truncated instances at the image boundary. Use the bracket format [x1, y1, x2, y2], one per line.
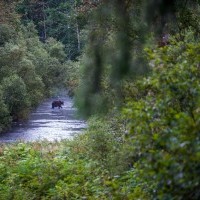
[0, 96, 86, 143]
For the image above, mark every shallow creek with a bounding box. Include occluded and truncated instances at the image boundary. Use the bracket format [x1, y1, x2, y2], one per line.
[0, 95, 86, 143]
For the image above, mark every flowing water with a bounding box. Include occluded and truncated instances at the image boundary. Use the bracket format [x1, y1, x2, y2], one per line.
[0, 95, 86, 143]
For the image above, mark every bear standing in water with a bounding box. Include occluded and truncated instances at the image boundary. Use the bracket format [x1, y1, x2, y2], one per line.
[52, 100, 64, 109]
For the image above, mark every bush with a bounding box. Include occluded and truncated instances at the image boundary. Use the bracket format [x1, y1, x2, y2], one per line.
[0, 88, 11, 133]
[124, 32, 200, 199]
[1, 75, 30, 120]
[0, 24, 16, 46]
[0, 139, 152, 200]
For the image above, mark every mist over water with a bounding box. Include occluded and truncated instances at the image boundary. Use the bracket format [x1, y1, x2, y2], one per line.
[0, 95, 86, 143]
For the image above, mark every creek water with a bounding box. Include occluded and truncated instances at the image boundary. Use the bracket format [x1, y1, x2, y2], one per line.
[0, 95, 86, 143]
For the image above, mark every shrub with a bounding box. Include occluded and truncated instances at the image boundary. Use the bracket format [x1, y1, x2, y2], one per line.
[1, 75, 30, 120]
[124, 32, 200, 199]
[0, 88, 11, 133]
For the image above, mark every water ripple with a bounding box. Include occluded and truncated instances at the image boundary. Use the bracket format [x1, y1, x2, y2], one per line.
[0, 96, 87, 143]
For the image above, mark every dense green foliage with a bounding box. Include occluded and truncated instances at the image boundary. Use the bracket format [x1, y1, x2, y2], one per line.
[0, 22, 66, 127]
[1, 0, 200, 199]
[124, 33, 200, 199]
[0, 124, 151, 200]
[75, 0, 200, 117]
[0, 2, 68, 131]
[17, 0, 86, 60]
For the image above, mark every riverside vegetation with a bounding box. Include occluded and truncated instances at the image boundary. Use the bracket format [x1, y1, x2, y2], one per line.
[0, 0, 200, 199]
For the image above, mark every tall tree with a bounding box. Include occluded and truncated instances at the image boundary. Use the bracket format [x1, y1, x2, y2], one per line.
[17, 0, 87, 60]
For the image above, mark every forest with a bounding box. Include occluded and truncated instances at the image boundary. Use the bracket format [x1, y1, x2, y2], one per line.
[0, 0, 200, 199]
